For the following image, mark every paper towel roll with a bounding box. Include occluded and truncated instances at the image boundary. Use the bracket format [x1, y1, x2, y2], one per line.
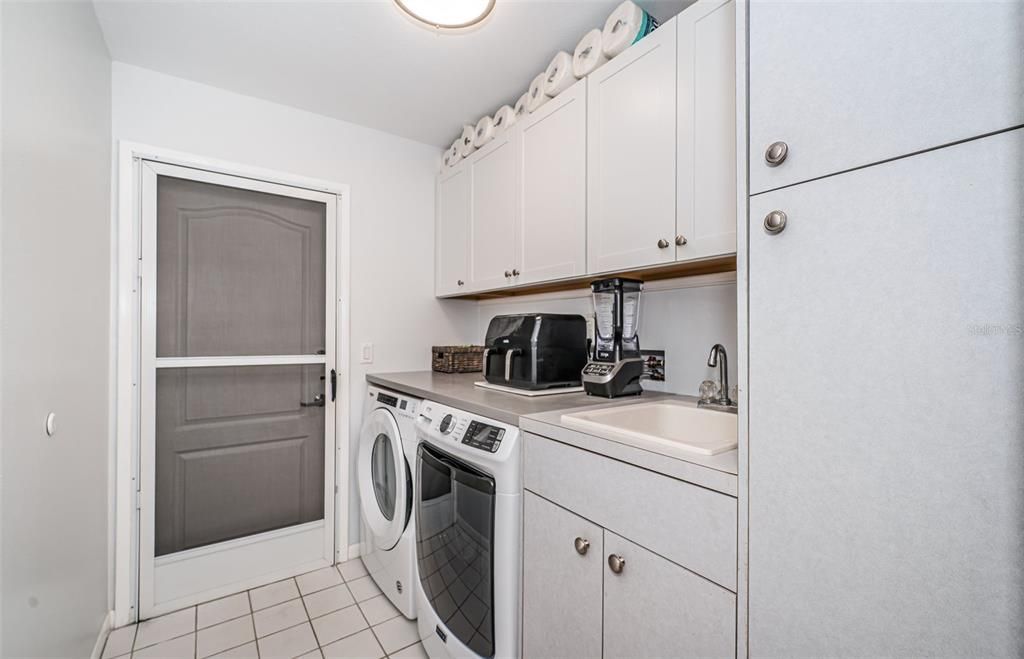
[473, 115, 496, 148]
[573, 29, 610, 77]
[493, 105, 517, 132]
[525, 73, 550, 113]
[602, 0, 660, 58]
[458, 124, 476, 158]
[442, 146, 454, 169]
[514, 92, 530, 118]
[447, 140, 462, 167]
[542, 50, 576, 98]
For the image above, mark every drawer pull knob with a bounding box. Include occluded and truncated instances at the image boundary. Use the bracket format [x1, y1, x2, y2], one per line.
[765, 141, 788, 167]
[608, 554, 625, 574]
[657, 238, 670, 249]
[764, 210, 787, 234]
[675, 234, 687, 246]
[574, 537, 590, 555]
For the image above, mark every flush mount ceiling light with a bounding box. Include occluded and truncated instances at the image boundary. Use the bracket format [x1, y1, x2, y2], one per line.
[394, 0, 495, 31]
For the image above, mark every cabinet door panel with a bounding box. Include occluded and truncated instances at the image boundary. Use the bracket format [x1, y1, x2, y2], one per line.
[587, 22, 677, 273]
[522, 492, 603, 659]
[470, 134, 517, 291]
[604, 531, 735, 659]
[749, 1, 1024, 193]
[749, 129, 1024, 656]
[518, 79, 587, 284]
[677, 0, 736, 261]
[435, 165, 469, 297]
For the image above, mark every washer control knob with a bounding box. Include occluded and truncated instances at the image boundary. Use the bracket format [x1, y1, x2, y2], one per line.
[439, 414, 454, 434]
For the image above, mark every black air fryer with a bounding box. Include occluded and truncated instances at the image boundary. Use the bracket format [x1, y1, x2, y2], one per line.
[482, 314, 588, 390]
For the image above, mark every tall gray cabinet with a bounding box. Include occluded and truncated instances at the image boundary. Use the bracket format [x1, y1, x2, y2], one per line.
[746, 2, 1024, 656]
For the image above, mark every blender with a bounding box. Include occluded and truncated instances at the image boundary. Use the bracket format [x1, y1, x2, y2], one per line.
[582, 277, 645, 397]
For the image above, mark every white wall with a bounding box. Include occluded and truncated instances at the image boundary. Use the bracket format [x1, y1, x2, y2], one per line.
[110, 63, 477, 547]
[1, 1, 112, 655]
[475, 276, 738, 397]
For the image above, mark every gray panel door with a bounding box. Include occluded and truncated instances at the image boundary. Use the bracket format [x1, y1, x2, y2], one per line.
[154, 175, 328, 556]
[748, 129, 1024, 656]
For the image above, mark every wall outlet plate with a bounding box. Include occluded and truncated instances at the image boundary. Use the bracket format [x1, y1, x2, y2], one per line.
[360, 342, 374, 364]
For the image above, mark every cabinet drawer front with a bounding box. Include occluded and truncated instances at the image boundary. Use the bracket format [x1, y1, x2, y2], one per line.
[604, 531, 736, 659]
[522, 492, 603, 659]
[524, 432, 737, 590]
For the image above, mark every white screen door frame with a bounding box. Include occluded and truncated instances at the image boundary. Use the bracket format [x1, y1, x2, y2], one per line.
[137, 159, 340, 618]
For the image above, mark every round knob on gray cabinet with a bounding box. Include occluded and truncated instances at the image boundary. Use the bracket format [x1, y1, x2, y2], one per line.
[765, 141, 788, 167]
[608, 554, 625, 574]
[675, 235, 687, 246]
[574, 537, 590, 556]
[763, 210, 788, 234]
[512, 269, 520, 277]
[657, 238, 670, 249]
[504, 270, 512, 278]
[457, 279, 464, 286]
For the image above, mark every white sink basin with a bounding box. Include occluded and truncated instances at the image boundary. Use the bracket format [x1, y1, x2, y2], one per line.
[560, 400, 738, 456]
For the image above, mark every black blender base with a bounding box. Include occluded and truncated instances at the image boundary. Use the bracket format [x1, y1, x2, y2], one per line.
[582, 360, 645, 398]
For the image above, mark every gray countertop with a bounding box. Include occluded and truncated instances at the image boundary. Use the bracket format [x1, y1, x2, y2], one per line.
[366, 370, 738, 495]
[365, 370, 631, 425]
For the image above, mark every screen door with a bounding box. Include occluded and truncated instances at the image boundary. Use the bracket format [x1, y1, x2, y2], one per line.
[138, 161, 338, 618]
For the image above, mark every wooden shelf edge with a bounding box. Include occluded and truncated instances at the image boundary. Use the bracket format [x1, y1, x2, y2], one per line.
[443, 255, 738, 300]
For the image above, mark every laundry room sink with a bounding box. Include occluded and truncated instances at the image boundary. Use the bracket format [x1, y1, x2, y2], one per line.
[560, 400, 738, 456]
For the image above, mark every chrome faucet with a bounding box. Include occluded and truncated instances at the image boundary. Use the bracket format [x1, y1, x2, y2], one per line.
[705, 344, 734, 407]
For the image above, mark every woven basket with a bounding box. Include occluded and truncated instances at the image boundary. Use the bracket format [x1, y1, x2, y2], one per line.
[432, 345, 485, 373]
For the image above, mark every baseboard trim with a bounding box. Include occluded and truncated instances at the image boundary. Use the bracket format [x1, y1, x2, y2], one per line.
[91, 610, 115, 659]
[347, 543, 361, 561]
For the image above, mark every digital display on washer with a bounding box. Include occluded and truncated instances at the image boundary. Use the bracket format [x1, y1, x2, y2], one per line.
[377, 392, 398, 408]
[462, 420, 505, 453]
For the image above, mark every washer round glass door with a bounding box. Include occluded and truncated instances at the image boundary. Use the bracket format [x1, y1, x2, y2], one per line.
[358, 407, 408, 550]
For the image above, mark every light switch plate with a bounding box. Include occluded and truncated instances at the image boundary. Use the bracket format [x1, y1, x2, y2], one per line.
[360, 342, 374, 364]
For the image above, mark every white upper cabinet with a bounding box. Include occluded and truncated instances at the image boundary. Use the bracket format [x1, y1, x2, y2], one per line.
[587, 20, 678, 273]
[517, 79, 588, 285]
[749, 1, 1024, 194]
[676, 0, 736, 261]
[469, 132, 518, 291]
[435, 163, 470, 296]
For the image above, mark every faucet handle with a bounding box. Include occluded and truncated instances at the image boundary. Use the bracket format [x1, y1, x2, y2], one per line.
[699, 379, 720, 403]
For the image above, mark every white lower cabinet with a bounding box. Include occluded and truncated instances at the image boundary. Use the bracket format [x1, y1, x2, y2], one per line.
[522, 492, 603, 659]
[523, 433, 737, 658]
[603, 531, 736, 659]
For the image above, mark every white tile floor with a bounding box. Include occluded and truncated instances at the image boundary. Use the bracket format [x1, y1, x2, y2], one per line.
[102, 559, 428, 659]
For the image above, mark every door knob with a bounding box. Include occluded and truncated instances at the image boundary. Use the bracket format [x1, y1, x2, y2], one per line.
[675, 235, 687, 246]
[608, 554, 625, 574]
[300, 394, 325, 408]
[574, 537, 590, 556]
[765, 141, 788, 167]
[763, 210, 787, 234]
[657, 238, 670, 249]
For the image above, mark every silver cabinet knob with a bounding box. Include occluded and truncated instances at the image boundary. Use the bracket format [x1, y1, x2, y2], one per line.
[763, 210, 787, 234]
[512, 269, 520, 277]
[457, 279, 464, 286]
[504, 270, 512, 278]
[657, 238, 670, 249]
[675, 235, 687, 246]
[574, 537, 590, 555]
[608, 554, 625, 574]
[765, 141, 788, 167]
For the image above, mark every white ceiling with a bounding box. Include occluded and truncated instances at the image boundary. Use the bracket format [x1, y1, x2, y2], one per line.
[93, 0, 685, 147]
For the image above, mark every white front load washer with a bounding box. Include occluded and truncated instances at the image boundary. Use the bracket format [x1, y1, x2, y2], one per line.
[358, 385, 421, 619]
[413, 400, 522, 659]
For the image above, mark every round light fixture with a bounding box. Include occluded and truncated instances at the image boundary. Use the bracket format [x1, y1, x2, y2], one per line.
[394, 0, 495, 30]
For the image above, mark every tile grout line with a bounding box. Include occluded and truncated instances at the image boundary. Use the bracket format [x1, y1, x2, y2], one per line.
[295, 577, 322, 652]
[194, 606, 198, 658]
[247, 590, 260, 659]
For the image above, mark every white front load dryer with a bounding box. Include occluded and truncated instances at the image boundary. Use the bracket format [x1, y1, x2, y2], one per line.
[358, 385, 421, 619]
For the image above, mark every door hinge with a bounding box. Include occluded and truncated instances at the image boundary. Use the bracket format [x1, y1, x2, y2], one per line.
[334, 485, 339, 495]
[330, 369, 337, 402]
[134, 490, 142, 511]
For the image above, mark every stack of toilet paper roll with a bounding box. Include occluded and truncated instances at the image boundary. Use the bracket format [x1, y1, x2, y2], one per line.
[442, 0, 658, 170]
